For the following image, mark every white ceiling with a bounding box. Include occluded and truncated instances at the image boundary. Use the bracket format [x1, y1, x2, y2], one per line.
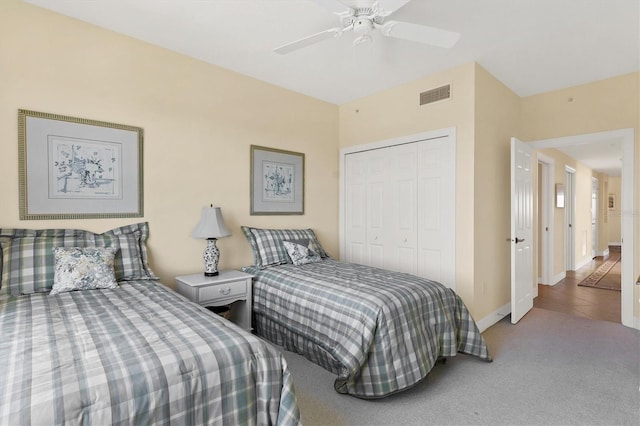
[555, 140, 623, 177]
[24, 0, 639, 105]
[23, 0, 639, 175]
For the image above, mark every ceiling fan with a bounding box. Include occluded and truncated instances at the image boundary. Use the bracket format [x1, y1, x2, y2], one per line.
[274, 0, 461, 54]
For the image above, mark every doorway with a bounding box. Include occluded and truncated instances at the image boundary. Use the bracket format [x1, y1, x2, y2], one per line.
[537, 154, 554, 286]
[529, 129, 634, 329]
[591, 177, 599, 258]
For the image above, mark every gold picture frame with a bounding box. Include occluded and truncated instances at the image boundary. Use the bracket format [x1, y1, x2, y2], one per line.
[18, 109, 144, 220]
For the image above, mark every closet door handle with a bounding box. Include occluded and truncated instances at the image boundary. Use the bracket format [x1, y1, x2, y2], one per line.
[515, 237, 525, 244]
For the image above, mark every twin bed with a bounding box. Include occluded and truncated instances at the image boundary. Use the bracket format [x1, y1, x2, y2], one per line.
[0, 222, 491, 424]
[241, 226, 491, 399]
[0, 223, 299, 425]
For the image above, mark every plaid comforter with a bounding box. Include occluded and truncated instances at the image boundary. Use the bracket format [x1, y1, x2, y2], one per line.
[244, 259, 491, 398]
[0, 280, 300, 425]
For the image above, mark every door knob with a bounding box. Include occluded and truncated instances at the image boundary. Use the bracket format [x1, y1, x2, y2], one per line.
[515, 237, 525, 243]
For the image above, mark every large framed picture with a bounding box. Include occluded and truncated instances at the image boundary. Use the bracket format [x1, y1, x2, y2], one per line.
[18, 109, 144, 220]
[250, 145, 304, 215]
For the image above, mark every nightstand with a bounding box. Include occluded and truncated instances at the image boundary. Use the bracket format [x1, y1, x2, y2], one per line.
[175, 270, 253, 332]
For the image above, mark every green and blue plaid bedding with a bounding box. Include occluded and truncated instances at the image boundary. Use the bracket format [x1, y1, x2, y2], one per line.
[244, 259, 491, 398]
[0, 280, 301, 425]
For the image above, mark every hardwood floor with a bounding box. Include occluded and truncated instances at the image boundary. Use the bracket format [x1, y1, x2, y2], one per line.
[534, 249, 621, 323]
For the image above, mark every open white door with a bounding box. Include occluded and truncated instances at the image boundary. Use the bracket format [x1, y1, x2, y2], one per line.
[510, 137, 534, 324]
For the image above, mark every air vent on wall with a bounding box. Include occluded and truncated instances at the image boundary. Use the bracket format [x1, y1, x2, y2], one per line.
[420, 84, 451, 106]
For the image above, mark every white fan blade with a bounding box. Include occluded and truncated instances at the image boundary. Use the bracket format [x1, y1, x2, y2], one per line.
[381, 20, 460, 48]
[274, 28, 343, 54]
[375, 0, 412, 15]
[310, 0, 350, 14]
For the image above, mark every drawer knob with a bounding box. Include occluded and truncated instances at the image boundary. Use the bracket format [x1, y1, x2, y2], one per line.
[219, 286, 231, 295]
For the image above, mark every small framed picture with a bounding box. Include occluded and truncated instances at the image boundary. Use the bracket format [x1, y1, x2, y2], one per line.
[608, 194, 616, 210]
[555, 183, 565, 208]
[250, 145, 304, 215]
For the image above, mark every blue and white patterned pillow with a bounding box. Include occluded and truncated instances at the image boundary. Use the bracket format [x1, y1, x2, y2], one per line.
[50, 247, 118, 295]
[282, 240, 322, 266]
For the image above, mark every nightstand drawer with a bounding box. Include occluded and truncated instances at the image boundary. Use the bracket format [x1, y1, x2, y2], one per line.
[199, 279, 247, 303]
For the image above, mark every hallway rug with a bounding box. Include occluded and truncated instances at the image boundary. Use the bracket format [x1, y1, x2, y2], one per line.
[577, 252, 621, 291]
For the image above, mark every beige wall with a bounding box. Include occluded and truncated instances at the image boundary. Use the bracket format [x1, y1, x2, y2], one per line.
[607, 177, 622, 244]
[0, 0, 339, 287]
[338, 62, 478, 310]
[574, 162, 594, 265]
[595, 172, 610, 254]
[472, 65, 521, 318]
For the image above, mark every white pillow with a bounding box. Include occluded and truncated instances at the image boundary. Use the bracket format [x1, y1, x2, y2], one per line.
[50, 247, 118, 295]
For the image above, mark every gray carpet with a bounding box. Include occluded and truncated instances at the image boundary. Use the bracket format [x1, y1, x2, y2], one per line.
[280, 308, 640, 425]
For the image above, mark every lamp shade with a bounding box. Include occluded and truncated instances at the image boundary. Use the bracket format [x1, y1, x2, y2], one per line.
[192, 206, 231, 239]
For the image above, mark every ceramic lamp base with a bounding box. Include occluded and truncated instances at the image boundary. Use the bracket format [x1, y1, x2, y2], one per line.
[203, 238, 220, 277]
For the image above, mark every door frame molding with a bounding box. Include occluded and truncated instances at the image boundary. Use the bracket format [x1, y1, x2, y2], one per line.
[591, 176, 599, 258]
[537, 152, 555, 286]
[564, 166, 577, 272]
[529, 128, 635, 329]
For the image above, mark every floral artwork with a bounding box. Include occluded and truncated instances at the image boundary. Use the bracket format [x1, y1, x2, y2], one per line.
[19, 109, 142, 220]
[49, 137, 121, 199]
[262, 161, 294, 201]
[250, 145, 304, 215]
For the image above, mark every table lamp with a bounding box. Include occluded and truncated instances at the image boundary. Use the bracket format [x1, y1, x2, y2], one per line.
[192, 205, 231, 276]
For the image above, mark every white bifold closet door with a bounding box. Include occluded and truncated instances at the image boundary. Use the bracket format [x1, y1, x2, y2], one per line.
[343, 136, 455, 289]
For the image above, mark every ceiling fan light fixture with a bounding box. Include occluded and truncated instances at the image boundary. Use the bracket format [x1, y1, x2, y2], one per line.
[353, 18, 374, 34]
[273, 0, 461, 54]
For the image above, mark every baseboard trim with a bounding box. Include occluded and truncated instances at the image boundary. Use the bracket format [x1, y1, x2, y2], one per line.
[544, 271, 566, 286]
[476, 302, 511, 333]
[574, 257, 593, 271]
